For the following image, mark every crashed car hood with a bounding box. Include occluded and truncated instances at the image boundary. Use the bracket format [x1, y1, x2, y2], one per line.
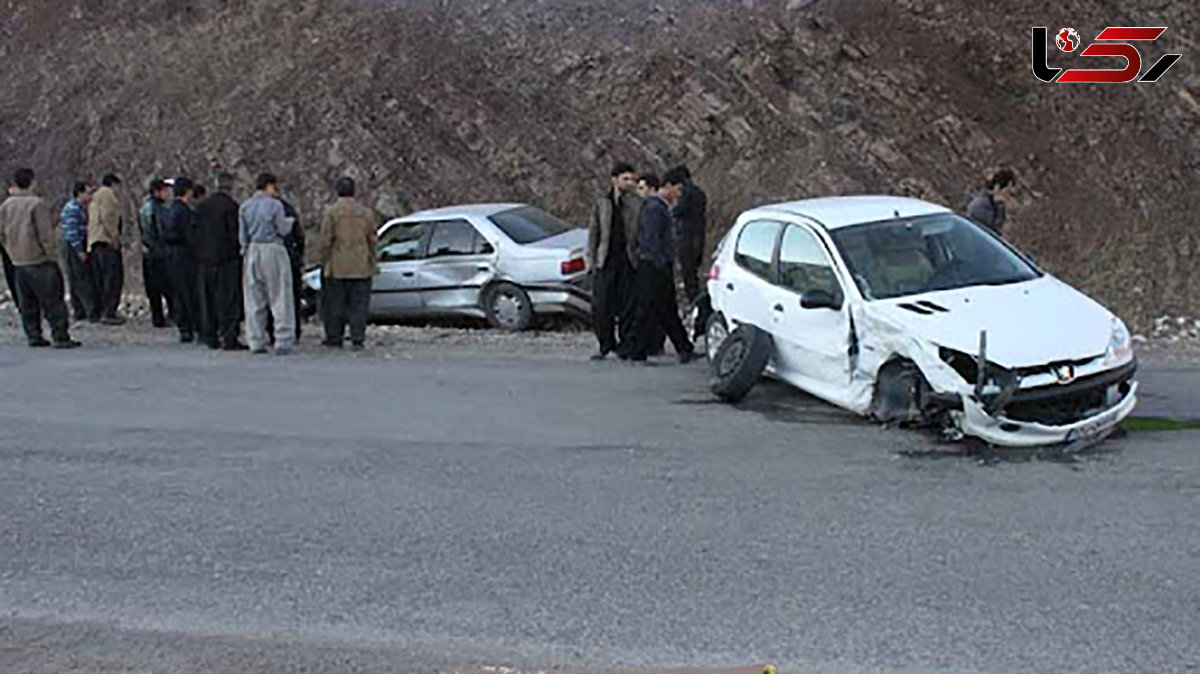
[866, 276, 1114, 368]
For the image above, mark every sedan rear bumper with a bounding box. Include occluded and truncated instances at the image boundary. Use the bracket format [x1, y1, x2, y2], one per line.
[526, 283, 592, 317]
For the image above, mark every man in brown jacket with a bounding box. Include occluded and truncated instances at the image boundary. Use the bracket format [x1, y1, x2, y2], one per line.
[0, 168, 79, 348]
[586, 162, 642, 360]
[87, 173, 125, 325]
[316, 177, 378, 350]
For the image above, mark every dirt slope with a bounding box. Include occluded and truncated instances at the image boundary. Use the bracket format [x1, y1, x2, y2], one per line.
[0, 0, 1195, 326]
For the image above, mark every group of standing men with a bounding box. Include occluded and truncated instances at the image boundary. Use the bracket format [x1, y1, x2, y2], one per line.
[0, 167, 347, 355]
[586, 163, 707, 363]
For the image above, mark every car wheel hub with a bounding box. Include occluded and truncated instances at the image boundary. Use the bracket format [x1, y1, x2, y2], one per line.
[706, 319, 728, 361]
[494, 293, 523, 327]
[717, 339, 746, 378]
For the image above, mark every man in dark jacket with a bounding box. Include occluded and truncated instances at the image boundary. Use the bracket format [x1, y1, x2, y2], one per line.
[161, 177, 198, 343]
[629, 168, 696, 363]
[265, 196, 306, 344]
[585, 162, 641, 360]
[966, 169, 1016, 237]
[139, 179, 173, 327]
[190, 172, 246, 350]
[671, 165, 708, 304]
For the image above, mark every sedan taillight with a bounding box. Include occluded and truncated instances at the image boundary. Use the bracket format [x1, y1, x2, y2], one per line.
[707, 263, 721, 281]
[561, 258, 586, 275]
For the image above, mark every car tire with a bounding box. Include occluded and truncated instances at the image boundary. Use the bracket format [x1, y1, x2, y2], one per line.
[871, 360, 935, 426]
[709, 324, 771, 403]
[484, 282, 534, 331]
[705, 311, 729, 363]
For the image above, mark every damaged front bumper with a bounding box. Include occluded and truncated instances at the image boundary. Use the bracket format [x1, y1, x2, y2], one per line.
[951, 360, 1139, 447]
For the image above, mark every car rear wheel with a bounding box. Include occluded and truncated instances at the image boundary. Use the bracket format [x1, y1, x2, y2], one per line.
[484, 282, 533, 331]
[709, 324, 771, 403]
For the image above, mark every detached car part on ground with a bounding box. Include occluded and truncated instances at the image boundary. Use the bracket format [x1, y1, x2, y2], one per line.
[704, 196, 1137, 448]
[302, 204, 591, 331]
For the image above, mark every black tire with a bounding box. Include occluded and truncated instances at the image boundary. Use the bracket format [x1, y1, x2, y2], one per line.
[484, 282, 534, 331]
[709, 324, 771, 403]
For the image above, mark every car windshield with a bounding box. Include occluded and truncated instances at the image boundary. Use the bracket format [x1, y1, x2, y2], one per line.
[827, 213, 1041, 300]
[489, 206, 574, 244]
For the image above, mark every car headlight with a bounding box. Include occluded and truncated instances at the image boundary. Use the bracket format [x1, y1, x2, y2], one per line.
[1104, 317, 1133, 365]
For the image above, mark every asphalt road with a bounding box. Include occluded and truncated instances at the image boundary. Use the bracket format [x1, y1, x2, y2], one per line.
[0, 345, 1198, 674]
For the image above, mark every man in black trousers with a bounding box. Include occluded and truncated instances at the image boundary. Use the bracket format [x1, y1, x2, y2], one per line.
[671, 164, 708, 304]
[586, 162, 641, 360]
[191, 172, 246, 350]
[629, 168, 696, 363]
[161, 177, 198, 343]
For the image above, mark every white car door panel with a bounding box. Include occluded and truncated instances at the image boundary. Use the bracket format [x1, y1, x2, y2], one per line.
[723, 219, 783, 333]
[765, 224, 852, 399]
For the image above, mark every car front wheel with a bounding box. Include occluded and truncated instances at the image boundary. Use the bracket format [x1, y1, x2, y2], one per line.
[705, 311, 729, 363]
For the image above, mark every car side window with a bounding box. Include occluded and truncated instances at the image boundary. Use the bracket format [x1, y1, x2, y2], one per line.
[427, 220, 488, 258]
[378, 223, 428, 262]
[777, 225, 842, 298]
[734, 220, 781, 280]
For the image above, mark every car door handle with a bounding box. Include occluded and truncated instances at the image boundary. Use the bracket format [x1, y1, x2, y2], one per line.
[476, 265, 490, 272]
[773, 304, 784, 312]
[726, 283, 735, 291]
[402, 271, 415, 277]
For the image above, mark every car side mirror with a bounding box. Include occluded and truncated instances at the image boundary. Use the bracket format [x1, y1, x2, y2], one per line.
[479, 242, 495, 255]
[800, 289, 842, 311]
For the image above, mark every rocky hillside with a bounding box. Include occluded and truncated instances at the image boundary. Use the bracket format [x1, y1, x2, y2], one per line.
[0, 0, 1196, 327]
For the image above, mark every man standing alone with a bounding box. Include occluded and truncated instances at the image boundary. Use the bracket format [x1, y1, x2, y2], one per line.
[629, 168, 695, 364]
[586, 162, 641, 360]
[0, 168, 79, 348]
[139, 179, 173, 328]
[60, 182, 97, 322]
[161, 178, 198, 343]
[671, 165, 708, 304]
[191, 172, 246, 350]
[88, 173, 125, 325]
[240, 173, 296, 356]
[316, 177, 378, 350]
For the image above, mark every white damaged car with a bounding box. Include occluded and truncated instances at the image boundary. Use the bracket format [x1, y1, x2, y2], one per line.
[703, 196, 1138, 447]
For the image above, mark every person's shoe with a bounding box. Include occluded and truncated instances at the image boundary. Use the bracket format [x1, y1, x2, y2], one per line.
[350, 342, 365, 352]
[151, 317, 167, 328]
[28, 337, 51, 348]
[206, 340, 221, 350]
[677, 350, 699, 365]
[274, 347, 293, 357]
[87, 316, 101, 324]
[251, 347, 269, 355]
[53, 339, 82, 350]
[589, 350, 609, 361]
[100, 316, 126, 326]
[322, 339, 344, 349]
[222, 342, 250, 352]
[180, 333, 195, 344]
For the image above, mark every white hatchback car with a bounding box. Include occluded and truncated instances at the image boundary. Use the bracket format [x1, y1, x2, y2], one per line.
[704, 196, 1138, 447]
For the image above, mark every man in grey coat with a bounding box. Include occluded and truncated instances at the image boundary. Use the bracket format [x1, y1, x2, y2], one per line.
[239, 173, 296, 355]
[586, 162, 641, 360]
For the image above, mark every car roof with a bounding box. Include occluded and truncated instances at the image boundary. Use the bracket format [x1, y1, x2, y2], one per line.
[397, 203, 525, 222]
[748, 196, 952, 230]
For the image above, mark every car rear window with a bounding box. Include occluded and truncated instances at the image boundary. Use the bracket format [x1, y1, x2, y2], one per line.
[489, 206, 574, 244]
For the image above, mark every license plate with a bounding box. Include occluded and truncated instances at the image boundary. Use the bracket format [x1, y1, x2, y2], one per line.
[1065, 417, 1117, 443]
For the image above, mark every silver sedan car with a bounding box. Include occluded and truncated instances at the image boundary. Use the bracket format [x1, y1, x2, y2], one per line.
[302, 203, 591, 331]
